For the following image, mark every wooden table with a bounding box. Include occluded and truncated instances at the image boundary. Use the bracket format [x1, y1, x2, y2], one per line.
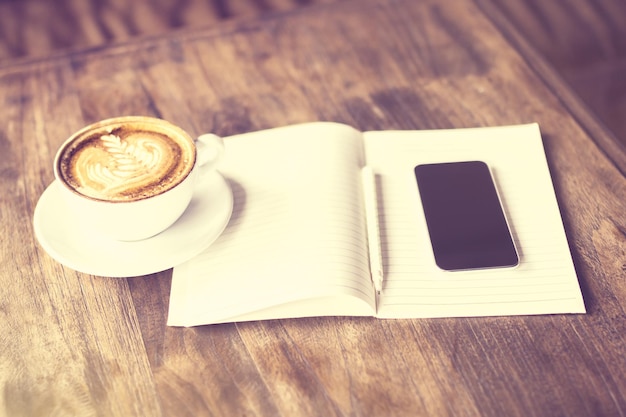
[1, 0, 625, 416]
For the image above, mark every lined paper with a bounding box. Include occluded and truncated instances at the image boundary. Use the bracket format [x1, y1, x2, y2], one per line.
[363, 124, 586, 318]
[168, 123, 376, 326]
[168, 122, 585, 326]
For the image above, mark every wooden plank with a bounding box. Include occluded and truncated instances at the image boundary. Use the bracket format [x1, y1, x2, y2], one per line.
[481, 0, 626, 148]
[0, 65, 161, 415]
[0, 0, 345, 61]
[3, 0, 625, 147]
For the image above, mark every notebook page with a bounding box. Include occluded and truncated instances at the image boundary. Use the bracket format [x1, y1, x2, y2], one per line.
[168, 123, 376, 326]
[363, 124, 585, 318]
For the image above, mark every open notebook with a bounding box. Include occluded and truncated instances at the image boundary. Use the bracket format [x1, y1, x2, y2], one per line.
[167, 122, 585, 326]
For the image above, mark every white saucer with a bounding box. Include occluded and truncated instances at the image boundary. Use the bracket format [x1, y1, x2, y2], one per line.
[33, 172, 233, 277]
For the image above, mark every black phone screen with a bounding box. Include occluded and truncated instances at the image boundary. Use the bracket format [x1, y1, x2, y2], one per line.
[414, 161, 519, 271]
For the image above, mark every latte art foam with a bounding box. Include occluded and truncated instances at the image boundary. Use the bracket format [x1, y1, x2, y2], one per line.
[58, 124, 195, 202]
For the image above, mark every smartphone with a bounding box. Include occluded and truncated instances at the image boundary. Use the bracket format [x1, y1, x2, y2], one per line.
[414, 161, 519, 271]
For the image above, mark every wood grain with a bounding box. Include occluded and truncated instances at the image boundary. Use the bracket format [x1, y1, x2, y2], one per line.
[2, 0, 626, 149]
[0, 0, 341, 60]
[483, 0, 626, 151]
[0, 0, 625, 416]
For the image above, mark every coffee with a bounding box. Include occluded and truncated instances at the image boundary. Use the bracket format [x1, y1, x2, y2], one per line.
[56, 118, 196, 202]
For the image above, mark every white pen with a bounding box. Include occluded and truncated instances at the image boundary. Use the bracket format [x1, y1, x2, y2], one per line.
[361, 166, 384, 293]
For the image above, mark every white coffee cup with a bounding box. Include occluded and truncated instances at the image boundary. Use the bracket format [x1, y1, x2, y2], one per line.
[53, 116, 224, 241]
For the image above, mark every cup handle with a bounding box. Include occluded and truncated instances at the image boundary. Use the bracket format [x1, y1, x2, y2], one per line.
[195, 134, 224, 174]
